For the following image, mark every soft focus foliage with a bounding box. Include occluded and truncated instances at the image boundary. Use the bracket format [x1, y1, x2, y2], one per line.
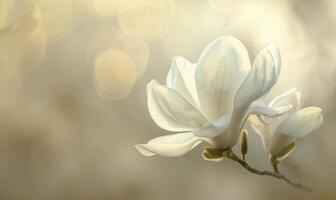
[0, 0, 335, 200]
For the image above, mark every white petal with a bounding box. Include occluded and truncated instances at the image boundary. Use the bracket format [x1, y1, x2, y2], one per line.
[227, 36, 251, 71]
[277, 107, 323, 140]
[135, 132, 202, 157]
[147, 80, 207, 132]
[234, 43, 281, 110]
[269, 88, 301, 111]
[166, 57, 198, 106]
[195, 36, 250, 121]
[268, 132, 294, 157]
[226, 44, 282, 146]
[246, 100, 292, 125]
[267, 43, 281, 77]
[194, 115, 231, 138]
[135, 145, 155, 156]
[247, 100, 292, 118]
[246, 100, 292, 152]
[246, 117, 271, 150]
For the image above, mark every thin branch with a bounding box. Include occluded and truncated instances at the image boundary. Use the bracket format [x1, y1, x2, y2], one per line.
[225, 150, 311, 192]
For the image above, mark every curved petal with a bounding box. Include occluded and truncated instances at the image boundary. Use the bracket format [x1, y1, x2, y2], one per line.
[193, 115, 231, 138]
[268, 132, 294, 157]
[147, 80, 207, 132]
[227, 36, 251, 72]
[166, 57, 198, 106]
[247, 100, 292, 118]
[269, 88, 301, 111]
[267, 43, 281, 78]
[246, 101, 292, 152]
[277, 107, 323, 140]
[223, 44, 282, 148]
[246, 100, 292, 125]
[135, 132, 202, 157]
[266, 107, 322, 157]
[195, 36, 250, 121]
[246, 116, 271, 150]
[234, 43, 281, 110]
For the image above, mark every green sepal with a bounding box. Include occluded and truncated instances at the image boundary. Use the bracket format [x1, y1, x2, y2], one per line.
[270, 155, 279, 165]
[202, 147, 224, 162]
[270, 155, 280, 173]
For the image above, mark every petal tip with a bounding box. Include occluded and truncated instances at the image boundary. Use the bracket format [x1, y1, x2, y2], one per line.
[135, 144, 155, 157]
[226, 35, 237, 41]
[290, 87, 299, 92]
[146, 79, 159, 92]
[147, 79, 159, 88]
[266, 42, 278, 51]
[265, 43, 280, 59]
[305, 106, 322, 115]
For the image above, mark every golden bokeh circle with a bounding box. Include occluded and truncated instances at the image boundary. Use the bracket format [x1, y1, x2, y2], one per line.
[87, 28, 149, 81]
[94, 49, 136, 100]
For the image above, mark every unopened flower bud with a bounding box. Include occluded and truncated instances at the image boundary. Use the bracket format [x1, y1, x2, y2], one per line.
[240, 130, 248, 160]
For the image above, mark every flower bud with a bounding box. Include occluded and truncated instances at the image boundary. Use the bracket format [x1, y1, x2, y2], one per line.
[241, 130, 248, 160]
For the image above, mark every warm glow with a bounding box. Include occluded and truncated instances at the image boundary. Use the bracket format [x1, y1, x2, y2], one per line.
[117, 0, 174, 42]
[94, 0, 152, 17]
[94, 49, 136, 100]
[36, 0, 73, 38]
[0, 0, 334, 199]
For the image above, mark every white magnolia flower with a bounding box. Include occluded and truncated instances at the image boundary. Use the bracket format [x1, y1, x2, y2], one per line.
[248, 88, 324, 160]
[136, 36, 286, 157]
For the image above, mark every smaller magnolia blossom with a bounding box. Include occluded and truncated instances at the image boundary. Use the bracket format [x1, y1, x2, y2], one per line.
[135, 36, 287, 158]
[248, 88, 324, 161]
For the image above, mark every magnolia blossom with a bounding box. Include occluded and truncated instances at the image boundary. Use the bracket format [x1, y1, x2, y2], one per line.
[136, 36, 286, 157]
[248, 88, 324, 160]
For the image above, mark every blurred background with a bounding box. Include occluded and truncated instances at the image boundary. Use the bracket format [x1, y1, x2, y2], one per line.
[0, 0, 335, 199]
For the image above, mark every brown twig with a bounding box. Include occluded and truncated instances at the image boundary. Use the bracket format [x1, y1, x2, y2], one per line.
[224, 149, 311, 192]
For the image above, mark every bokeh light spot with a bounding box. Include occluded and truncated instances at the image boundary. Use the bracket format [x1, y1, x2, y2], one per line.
[94, 49, 136, 100]
[87, 28, 149, 81]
